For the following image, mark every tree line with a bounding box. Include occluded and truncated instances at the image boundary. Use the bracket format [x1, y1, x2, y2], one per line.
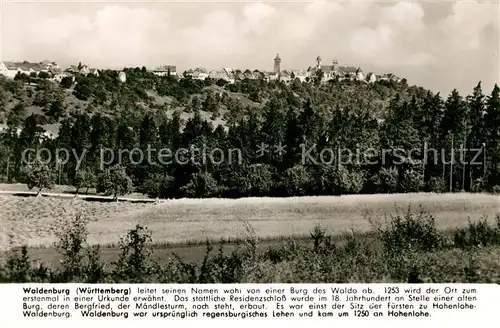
[0, 71, 499, 198]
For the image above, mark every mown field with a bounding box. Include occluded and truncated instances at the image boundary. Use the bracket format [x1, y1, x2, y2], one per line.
[0, 192, 498, 250]
[0, 192, 499, 266]
[1, 205, 500, 283]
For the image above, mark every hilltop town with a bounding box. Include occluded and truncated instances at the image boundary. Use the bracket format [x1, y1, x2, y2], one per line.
[0, 55, 402, 84]
[0, 53, 413, 143]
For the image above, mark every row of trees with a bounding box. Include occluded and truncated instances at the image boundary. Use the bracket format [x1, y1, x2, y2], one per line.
[21, 161, 132, 199]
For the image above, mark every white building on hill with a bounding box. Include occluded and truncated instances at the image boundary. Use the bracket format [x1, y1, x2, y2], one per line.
[0, 60, 60, 78]
[151, 65, 177, 77]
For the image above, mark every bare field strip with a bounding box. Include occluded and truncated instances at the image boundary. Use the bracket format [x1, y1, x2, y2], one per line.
[0, 183, 149, 199]
[0, 193, 499, 251]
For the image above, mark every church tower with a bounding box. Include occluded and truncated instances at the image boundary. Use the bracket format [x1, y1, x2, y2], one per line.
[332, 59, 339, 74]
[316, 56, 322, 70]
[274, 53, 281, 75]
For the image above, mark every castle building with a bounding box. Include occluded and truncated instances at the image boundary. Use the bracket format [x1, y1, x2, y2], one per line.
[309, 56, 340, 80]
[308, 55, 365, 82]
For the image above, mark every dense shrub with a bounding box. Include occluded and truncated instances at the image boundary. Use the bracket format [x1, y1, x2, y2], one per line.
[140, 173, 174, 198]
[52, 213, 106, 282]
[181, 172, 219, 198]
[112, 225, 154, 283]
[1, 211, 500, 283]
[74, 168, 97, 195]
[22, 160, 56, 195]
[399, 169, 424, 193]
[281, 165, 312, 196]
[369, 167, 398, 193]
[453, 216, 500, 249]
[96, 165, 133, 199]
[378, 209, 443, 253]
[426, 176, 447, 193]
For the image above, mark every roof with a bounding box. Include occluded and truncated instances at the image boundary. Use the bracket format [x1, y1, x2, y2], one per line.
[292, 70, 308, 76]
[338, 66, 358, 74]
[3, 62, 19, 70]
[49, 67, 63, 74]
[153, 65, 176, 72]
[253, 71, 265, 78]
[233, 71, 245, 79]
[378, 73, 394, 79]
[193, 67, 209, 74]
[243, 71, 254, 79]
[309, 65, 335, 73]
[320, 65, 334, 73]
[3, 61, 44, 72]
[208, 70, 229, 80]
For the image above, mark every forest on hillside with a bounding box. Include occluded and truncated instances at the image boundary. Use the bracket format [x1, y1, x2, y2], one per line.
[0, 69, 499, 199]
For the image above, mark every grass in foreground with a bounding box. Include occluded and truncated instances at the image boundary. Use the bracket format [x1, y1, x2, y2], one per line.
[1, 192, 499, 250]
[1, 210, 500, 283]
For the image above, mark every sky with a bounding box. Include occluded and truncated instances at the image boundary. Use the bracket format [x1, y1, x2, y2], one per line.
[0, 0, 499, 96]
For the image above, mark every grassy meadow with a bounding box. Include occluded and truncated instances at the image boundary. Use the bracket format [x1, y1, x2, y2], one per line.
[1, 192, 499, 251]
[1, 192, 500, 283]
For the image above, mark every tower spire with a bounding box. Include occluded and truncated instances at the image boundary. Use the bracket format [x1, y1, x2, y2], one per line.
[274, 53, 281, 75]
[316, 56, 322, 69]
